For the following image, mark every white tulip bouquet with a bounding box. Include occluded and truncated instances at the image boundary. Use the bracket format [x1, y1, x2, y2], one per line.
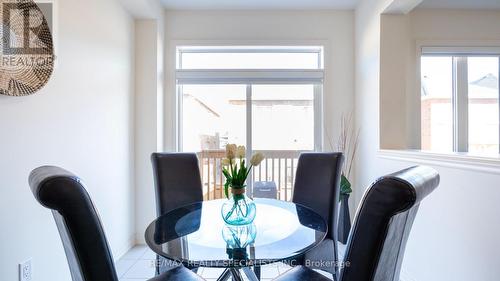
[221, 144, 264, 224]
[222, 144, 265, 199]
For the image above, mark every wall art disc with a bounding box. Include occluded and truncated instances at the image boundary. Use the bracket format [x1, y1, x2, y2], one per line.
[0, 0, 54, 96]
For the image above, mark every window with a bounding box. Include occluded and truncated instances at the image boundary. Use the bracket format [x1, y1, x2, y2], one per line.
[421, 56, 454, 152]
[176, 46, 324, 200]
[421, 47, 500, 155]
[178, 46, 322, 69]
[467, 57, 499, 154]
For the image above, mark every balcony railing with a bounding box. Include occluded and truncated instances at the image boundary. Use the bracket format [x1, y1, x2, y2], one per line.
[197, 150, 309, 201]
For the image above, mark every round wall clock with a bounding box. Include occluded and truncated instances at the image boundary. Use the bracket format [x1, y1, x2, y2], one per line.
[0, 0, 54, 96]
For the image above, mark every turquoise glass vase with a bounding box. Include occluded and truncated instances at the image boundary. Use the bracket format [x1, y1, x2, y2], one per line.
[221, 187, 256, 226]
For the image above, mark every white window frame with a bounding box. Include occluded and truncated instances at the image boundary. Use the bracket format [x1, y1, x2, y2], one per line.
[175, 46, 325, 153]
[420, 46, 500, 154]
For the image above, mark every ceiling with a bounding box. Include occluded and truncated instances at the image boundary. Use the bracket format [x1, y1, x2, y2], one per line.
[419, 0, 500, 10]
[160, 0, 360, 10]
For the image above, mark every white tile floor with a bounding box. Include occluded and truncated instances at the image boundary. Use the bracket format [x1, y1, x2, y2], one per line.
[116, 245, 334, 281]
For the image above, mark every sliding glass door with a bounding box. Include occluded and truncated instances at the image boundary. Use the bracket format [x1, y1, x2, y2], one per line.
[179, 83, 320, 200]
[176, 46, 324, 200]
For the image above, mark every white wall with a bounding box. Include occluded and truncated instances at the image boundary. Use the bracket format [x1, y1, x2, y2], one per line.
[411, 8, 500, 41]
[354, 0, 393, 201]
[0, 0, 135, 280]
[355, 1, 500, 280]
[380, 14, 417, 150]
[134, 19, 165, 243]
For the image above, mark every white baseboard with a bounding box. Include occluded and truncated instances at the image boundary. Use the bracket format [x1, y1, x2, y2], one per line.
[115, 235, 136, 260]
[136, 232, 146, 245]
[400, 270, 417, 281]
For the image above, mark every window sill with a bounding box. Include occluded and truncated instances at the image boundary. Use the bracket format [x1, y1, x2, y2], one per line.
[378, 149, 500, 175]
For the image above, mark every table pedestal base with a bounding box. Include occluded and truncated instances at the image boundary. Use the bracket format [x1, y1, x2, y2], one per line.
[216, 267, 259, 281]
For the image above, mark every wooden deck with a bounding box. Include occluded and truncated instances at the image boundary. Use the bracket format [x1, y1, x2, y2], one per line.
[197, 150, 309, 201]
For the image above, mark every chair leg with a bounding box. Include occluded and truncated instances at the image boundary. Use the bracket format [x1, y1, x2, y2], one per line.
[230, 268, 244, 281]
[243, 267, 259, 281]
[253, 265, 261, 280]
[216, 268, 232, 281]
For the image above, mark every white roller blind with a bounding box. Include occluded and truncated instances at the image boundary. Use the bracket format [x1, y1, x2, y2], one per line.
[422, 46, 500, 56]
[176, 69, 324, 85]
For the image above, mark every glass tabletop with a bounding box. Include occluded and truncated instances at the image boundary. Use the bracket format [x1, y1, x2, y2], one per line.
[145, 198, 327, 268]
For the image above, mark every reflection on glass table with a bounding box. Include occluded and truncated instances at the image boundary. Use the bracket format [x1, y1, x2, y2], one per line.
[222, 224, 257, 265]
[145, 199, 327, 281]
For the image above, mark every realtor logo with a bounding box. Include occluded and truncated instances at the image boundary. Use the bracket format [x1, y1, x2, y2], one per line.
[0, 0, 54, 96]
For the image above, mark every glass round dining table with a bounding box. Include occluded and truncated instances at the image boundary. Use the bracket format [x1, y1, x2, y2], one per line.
[145, 198, 327, 281]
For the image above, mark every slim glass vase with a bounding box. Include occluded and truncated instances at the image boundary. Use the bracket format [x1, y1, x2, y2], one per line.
[338, 195, 351, 244]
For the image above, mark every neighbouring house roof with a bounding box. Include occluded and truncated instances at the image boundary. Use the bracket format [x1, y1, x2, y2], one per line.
[184, 93, 221, 117]
[471, 73, 499, 89]
[229, 100, 313, 106]
[422, 73, 499, 98]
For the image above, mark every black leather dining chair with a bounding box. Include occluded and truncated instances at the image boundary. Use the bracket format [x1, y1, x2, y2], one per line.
[151, 153, 203, 273]
[291, 152, 344, 277]
[273, 166, 440, 281]
[151, 153, 204, 216]
[29, 166, 204, 281]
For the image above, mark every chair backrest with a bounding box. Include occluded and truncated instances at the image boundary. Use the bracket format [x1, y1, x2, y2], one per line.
[151, 153, 203, 216]
[293, 153, 344, 241]
[340, 166, 440, 281]
[29, 166, 118, 281]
